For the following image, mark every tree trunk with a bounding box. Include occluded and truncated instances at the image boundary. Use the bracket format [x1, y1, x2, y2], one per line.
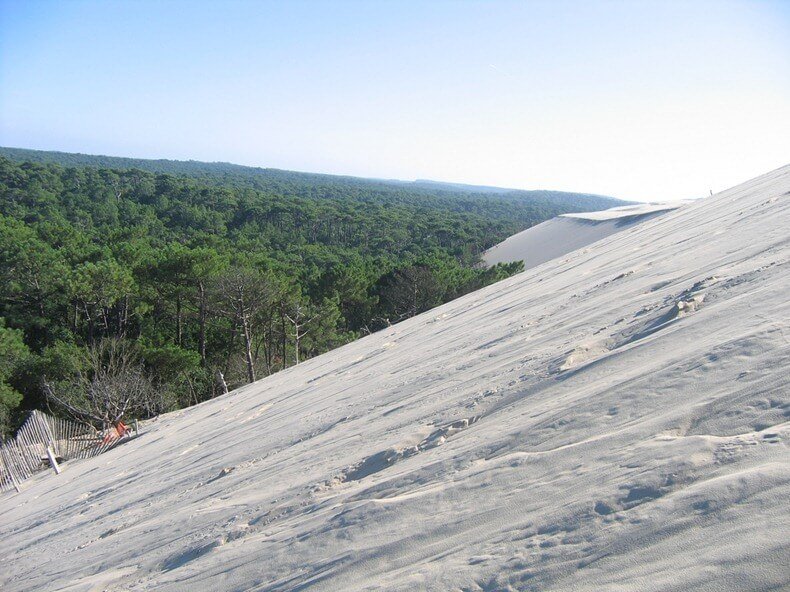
[176, 295, 182, 346]
[242, 315, 255, 383]
[264, 319, 273, 374]
[85, 303, 95, 344]
[216, 370, 229, 395]
[280, 309, 287, 369]
[198, 281, 207, 366]
[120, 296, 130, 338]
[71, 302, 79, 333]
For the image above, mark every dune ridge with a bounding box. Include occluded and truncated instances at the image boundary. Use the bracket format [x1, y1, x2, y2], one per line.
[483, 202, 685, 268]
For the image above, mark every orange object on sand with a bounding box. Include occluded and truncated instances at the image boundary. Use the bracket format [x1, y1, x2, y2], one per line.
[115, 421, 129, 437]
[100, 421, 130, 445]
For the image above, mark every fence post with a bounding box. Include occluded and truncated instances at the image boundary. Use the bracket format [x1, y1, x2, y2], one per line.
[46, 447, 61, 475]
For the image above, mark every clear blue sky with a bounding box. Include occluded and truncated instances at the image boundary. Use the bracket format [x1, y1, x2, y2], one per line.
[1, 0, 788, 201]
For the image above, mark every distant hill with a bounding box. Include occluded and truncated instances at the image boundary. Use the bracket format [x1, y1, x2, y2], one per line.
[0, 146, 628, 212]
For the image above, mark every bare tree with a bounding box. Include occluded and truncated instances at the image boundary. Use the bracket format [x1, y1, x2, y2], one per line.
[283, 301, 319, 365]
[43, 338, 158, 429]
[212, 268, 274, 383]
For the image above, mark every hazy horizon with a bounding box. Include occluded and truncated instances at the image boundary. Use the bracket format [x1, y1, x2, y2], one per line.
[1, 0, 789, 202]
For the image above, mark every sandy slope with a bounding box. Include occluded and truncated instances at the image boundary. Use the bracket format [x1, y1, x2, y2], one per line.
[1, 167, 789, 592]
[482, 202, 683, 268]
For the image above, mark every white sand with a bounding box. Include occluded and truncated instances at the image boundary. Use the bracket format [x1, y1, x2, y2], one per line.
[1, 167, 788, 591]
[483, 202, 685, 268]
[563, 202, 686, 221]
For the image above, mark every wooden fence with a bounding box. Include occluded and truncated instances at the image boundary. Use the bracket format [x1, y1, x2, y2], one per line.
[0, 411, 132, 494]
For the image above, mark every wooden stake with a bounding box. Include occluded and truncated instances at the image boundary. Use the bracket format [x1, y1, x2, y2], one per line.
[46, 447, 61, 475]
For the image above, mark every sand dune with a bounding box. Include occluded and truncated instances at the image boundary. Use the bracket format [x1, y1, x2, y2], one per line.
[483, 202, 684, 268]
[1, 167, 788, 591]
